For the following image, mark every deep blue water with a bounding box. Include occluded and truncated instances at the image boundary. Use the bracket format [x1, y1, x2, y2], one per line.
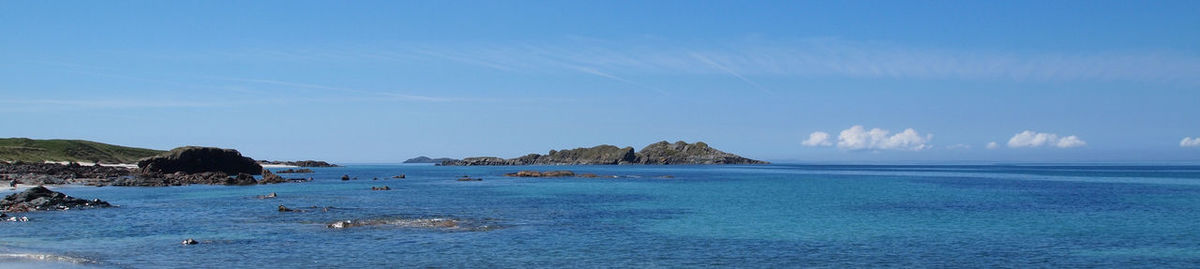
[3, 164, 1200, 268]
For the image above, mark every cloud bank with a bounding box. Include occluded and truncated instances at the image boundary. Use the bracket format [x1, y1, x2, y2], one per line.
[804, 125, 932, 151]
[1006, 131, 1086, 148]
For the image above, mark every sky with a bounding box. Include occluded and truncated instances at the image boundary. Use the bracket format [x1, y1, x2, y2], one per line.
[1, 0, 1198, 163]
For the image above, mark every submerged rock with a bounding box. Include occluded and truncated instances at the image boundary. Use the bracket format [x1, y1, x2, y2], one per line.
[0, 186, 112, 213]
[278, 205, 297, 212]
[370, 186, 391, 191]
[181, 238, 198, 245]
[456, 176, 482, 181]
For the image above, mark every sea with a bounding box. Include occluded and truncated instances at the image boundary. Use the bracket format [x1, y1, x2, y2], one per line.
[2, 164, 1200, 268]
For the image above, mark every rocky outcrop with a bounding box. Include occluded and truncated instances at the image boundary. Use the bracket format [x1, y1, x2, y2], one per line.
[258, 169, 287, 184]
[441, 141, 766, 166]
[634, 141, 768, 165]
[1, 186, 112, 213]
[258, 160, 338, 167]
[138, 147, 262, 175]
[118, 147, 301, 186]
[403, 156, 459, 164]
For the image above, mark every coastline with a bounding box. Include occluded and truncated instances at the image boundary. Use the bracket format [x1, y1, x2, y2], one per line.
[39, 161, 136, 169]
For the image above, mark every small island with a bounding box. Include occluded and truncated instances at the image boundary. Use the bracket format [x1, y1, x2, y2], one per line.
[403, 156, 460, 164]
[440, 141, 767, 166]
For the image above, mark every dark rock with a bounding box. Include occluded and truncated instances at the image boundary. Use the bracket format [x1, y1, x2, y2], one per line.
[258, 169, 287, 184]
[257, 192, 277, 199]
[371, 186, 391, 191]
[403, 156, 459, 163]
[456, 176, 482, 181]
[230, 173, 258, 185]
[182, 238, 198, 245]
[0, 186, 112, 212]
[278, 204, 296, 212]
[392, 175, 405, 179]
[137, 147, 262, 175]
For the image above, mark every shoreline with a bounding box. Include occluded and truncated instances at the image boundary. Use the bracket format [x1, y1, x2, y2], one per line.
[40, 161, 136, 169]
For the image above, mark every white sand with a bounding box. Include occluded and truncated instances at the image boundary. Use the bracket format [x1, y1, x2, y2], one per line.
[40, 161, 137, 169]
[260, 164, 298, 168]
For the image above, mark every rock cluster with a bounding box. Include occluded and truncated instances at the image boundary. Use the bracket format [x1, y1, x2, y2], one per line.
[274, 168, 314, 174]
[0, 161, 132, 185]
[1, 186, 112, 213]
[258, 169, 288, 184]
[441, 141, 766, 166]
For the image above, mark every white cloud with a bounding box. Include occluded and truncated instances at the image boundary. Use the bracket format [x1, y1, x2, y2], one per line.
[1056, 136, 1087, 148]
[836, 125, 932, 151]
[1006, 131, 1087, 148]
[1183, 137, 1200, 147]
[802, 132, 832, 146]
[986, 142, 999, 149]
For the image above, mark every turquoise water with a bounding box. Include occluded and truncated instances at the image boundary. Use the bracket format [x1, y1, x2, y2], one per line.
[3, 164, 1200, 267]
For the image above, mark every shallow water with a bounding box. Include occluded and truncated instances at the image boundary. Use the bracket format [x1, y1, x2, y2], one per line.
[2, 164, 1200, 267]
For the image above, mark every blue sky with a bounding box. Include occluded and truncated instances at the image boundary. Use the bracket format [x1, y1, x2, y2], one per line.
[2, 1, 1198, 163]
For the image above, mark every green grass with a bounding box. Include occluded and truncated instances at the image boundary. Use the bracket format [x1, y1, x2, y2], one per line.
[0, 138, 165, 164]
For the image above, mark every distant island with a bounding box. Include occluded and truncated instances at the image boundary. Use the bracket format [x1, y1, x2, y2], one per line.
[403, 156, 460, 164]
[440, 141, 767, 166]
[0, 138, 164, 164]
[257, 160, 339, 167]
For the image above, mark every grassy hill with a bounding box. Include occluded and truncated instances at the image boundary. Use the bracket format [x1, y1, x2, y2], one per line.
[0, 138, 165, 164]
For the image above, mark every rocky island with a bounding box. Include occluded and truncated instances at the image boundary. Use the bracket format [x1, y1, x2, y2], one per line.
[440, 141, 767, 166]
[403, 156, 459, 164]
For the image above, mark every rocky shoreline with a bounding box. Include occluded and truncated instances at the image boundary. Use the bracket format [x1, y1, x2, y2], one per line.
[2, 146, 313, 187]
[440, 141, 767, 166]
